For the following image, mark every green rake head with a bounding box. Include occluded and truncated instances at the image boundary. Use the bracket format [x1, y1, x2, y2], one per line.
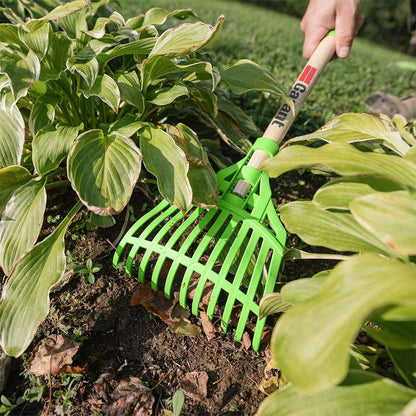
[113, 137, 287, 351]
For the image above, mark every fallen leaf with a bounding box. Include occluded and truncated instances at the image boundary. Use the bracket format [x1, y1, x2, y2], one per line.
[242, 332, 252, 350]
[27, 335, 81, 376]
[130, 283, 174, 326]
[171, 317, 201, 337]
[181, 371, 208, 401]
[200, 311, 216, 340]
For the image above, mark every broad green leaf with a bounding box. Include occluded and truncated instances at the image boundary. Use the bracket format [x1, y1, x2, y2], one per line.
[256, 370, 416, 416]
[213, 111, 252, 154]
[148, 84, 188, 106]
[286, 113, 411, 156]
[149, 16, 224, 57]
[0, 50, 40, 102]
[0, 202, 81, 357]
[32, 123, 82, 176]
[68, 130, 142, 215]
[283, 248, 349, 261]
[218, 97, 261, 138]
[84, 11, 124, 38]
[47, 32, 72, 73]
[29, 94, 60, 135]
[0, 103, 25, 168]
[271, 254, 416, 393]
[314, 176, 401, 210]
[0, 177, 46, 275]
[405, 145, 416, 163]
[105, 115, 144, 138]
[39, 0, 90, 21]
[0, 24, 22, 45]
[140, 127, 192, 211]
[57, 10, 88, 39]
[259, 292, 292, 319]
[90, 212, 115, 228]
[18, 21, 50, 58]
[81, 74, 120, 112]
[350, 191, 416, 256]
[99, 38, 156, 66]
[279, 201, 396, 256]
[387, 348, 416, 388]
[141, 8, 196, 28]
[365, 317, 416, 349]
[189, 86, 218, 118]
[392, 114, 416, 146]
[222, 59, 291, 101]
[168, 123, 218, 208]
[0, 166, 32, 215]
[262, 142, 416, 190]
[172, 389, 185, 416]
[67, 57, 99, 88]
[115, 72, 145, 115]
[280, 272, 329, 305]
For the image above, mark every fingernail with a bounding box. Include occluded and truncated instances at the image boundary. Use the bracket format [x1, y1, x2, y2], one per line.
[339, 47, 350, 58]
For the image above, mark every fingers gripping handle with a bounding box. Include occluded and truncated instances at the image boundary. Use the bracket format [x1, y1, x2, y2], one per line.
[232, 33, 336, 198]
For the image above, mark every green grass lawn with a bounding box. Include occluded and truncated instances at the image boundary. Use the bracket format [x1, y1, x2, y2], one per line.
[117, 0, 416, 135]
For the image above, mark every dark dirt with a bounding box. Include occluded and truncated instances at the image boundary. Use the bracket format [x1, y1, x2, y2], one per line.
[2, 169, 328, 416]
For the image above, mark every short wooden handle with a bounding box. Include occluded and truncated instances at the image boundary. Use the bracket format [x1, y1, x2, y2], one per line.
[233, 34, 336, 197]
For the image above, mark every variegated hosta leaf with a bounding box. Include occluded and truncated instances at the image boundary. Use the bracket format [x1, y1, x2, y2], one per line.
[0, 49, 40, 102]
[115, 72, 145, 115]
[29, 93, 60, 135]
[284, 113, 410, 156]
[147, 84, 188, 106]
[81, 74, 120, 112]
[18, 21, 50, 58]
[256, 370, 416, 416]
[0, 166, 32, 215]
[68, 130, 142, 215]
[0, 102, 25, 168]
[140, 126, 192, 211]
[167, 123, 218, 208]
[67, 56, 99, 88]
[47, 32, 72, 73]
[221, 59, 290, 101]
[313, 176, 401, 210]
[0, 177, 46, 275]
[279, 201, 397, 257]
[0, 202, 81, 357]
[350, 191, 416, 256]
[391, 114, 416, 146]
[38, 0, 90, 21]
[262, 142, 416, 190]
[149, 16, 224, 58]
[271, 254, 416, 394]
[140, 8, 196, 29]
[84, 11, 125, 38]
[32, 123, 83, 176]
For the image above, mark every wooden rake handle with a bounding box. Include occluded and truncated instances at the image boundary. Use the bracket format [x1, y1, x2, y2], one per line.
[233, 33, 336, 197]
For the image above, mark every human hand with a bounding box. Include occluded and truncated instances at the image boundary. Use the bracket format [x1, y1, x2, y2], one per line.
[301, 0, 365, 59]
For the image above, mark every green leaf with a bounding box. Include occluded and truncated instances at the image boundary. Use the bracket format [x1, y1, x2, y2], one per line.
[39, 0, 90, 21]
[0, 202, 81, 357]
[286, 113, 411, 156]
[271, 254, 416, 393]
[0, 166, 32, 215]
[140, 127, 192, 211]
[0, 178, 46, 275]
[47, 32, 72, 73]
[350, 191, 416, 256]
[256, 370, 416, 416]
[32, 123, 82, 176]
[149, 16, 224, 57]
[313, 176, 401, 210]
[168, 123, 218, 208]
[387, 348, 416, 388]
[141, 8, 196, 28]
[0, 103, 25, 168]
[221, 59, 291, 102]
[259, 292, 292, 319]
[81, 74, 120, 112]
[262, 142, 416, 190]
[18, 21, 50, 58]
[84, 11, 124, 38]
[189, 85, 218, 118]
[392, 114, 416, 146]
[105, 114, 144, 138]
[148, 84, 188, 106]
[29, 94, 60, 135]
[67, 57, 99, 88]
[115, 72, 145, 115]
[0, 50, 40, 102]
[279, 201, 396, 256]
[90, 212, 115, 228]
[172, 389, 185, 416]
[68, 130, 142, 215]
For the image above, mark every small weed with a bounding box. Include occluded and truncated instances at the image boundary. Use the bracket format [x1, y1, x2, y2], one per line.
[68, 258, 102, 284]
[0, 394, 24, 415]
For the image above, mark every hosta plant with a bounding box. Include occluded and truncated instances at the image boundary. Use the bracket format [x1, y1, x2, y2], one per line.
[257, 113, 416, 415]
[0, 0, 290, 357]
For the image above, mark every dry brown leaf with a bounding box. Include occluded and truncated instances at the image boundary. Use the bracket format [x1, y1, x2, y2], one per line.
[181, 371, 208, 401]
[200, 311, 216, 340]
[130, 283, 174, 327]
[27, 335, 81, 376]
[242, 331, 252, 350]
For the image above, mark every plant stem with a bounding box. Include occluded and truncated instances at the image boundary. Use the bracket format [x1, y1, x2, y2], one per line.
[46, 180, 71, 191]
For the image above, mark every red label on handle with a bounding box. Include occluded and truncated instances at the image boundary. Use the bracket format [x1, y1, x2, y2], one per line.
[299, 65, 317, 85]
